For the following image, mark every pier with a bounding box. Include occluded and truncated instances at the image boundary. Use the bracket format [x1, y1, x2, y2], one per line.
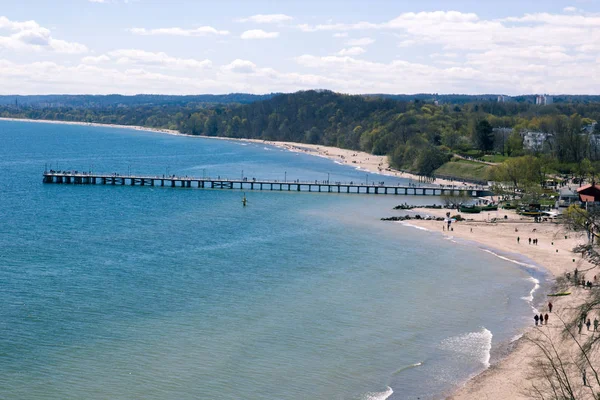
[42, 171, 492, 197]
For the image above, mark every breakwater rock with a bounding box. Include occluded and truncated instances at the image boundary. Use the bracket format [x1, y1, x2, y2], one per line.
[393, 204, 445, 210]
[381, 215, 445, 222]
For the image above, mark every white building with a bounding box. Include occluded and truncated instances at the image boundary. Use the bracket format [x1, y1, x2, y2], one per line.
[582, 122, 598, 134]
[522, 131, 552, 151]
[535, 95, 553, 105]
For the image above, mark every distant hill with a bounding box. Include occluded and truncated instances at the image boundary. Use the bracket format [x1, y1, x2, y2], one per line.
[2, 93, 600, 108]
[0, 93, 278, 108]
[2, 90, 600, 178]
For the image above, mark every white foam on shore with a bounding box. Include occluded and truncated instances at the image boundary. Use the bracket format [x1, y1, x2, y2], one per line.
[481, 249, 538, 270]
[398, 221, 431, 231]
[444, 236, 458, 243]
[481, 249, 542, 307]
[521, 276, 540, 303]
[362, 386, 394, 400]
[440, 328, 493, 368]
[511, 333, 524, 342]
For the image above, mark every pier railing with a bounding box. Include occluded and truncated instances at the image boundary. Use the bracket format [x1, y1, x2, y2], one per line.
[42, 171, 492, 197]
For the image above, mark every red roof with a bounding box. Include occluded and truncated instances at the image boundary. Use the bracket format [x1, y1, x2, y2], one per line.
[576, 184, 600, 193]
[580, 194, 596, 202]
[577, 184, 600, 202]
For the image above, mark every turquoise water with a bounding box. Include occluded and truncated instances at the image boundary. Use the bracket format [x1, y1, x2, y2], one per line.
[0, 120, 546, 399]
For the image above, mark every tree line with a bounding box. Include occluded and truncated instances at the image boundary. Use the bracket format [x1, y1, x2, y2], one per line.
[2, 90, 600, 177]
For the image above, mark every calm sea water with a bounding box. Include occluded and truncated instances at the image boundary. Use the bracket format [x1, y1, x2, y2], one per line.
[0, 120, 547, 399]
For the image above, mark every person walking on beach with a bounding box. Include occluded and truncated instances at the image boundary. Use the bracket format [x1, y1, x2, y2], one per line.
[548, 301, 553, 312]
[539, 313, 544, 325]
[534, 314, 539, 326]
[587, 318, 592, 331]
[578, 320, 583, 334]
[583, 369, 588, 387]
[594, 318, 599, 332]
[517, 236, 520, 244]
[544, 313, 549, 325]
[528, 238, 531, 245]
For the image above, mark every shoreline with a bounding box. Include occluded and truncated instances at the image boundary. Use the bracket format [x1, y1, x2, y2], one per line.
[399, 208, 594, 399]
[3, 116, 580, 398]
[0, 117, 475, 188]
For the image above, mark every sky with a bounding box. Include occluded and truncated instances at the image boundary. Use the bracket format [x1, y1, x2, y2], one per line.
[1, 0, 600, 95]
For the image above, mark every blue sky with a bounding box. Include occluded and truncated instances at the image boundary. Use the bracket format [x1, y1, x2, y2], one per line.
[1, 0, 600, 94]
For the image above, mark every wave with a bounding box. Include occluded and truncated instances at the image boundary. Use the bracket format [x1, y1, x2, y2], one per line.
[511, 333, 524, 343]
[440, 327, 493, 368]
[481, 249, 542, 308]
[263, 146, 272, 151]
[393, 362, 423, 375]
[481, 249, 538, 270]
[362, 386, 394, 400]
[444, 236, 458, 243]
[398, 221, 430, 231]
[521, 276, 540, 303]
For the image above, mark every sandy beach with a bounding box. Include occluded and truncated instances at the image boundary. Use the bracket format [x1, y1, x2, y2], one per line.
[398, 208, 599, 399]
[3, 116, 592, 398]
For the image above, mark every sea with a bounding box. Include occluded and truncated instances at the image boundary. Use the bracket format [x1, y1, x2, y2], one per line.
[0, 120, 549, 399]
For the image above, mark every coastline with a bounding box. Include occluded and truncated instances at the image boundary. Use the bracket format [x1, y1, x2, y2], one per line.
[400, 208, 593, 399]
[0, 117, 473, 188]
[2, 116, 584, 398]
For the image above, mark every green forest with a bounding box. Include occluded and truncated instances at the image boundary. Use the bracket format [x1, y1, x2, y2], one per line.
[2, 90, 600, 182]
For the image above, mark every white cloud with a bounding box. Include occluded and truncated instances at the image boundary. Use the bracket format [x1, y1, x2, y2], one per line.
[82, 54, 111, 64]
[563, 6, 578, 12]
[129, 26, 229, 36]
[298, 21, 378, 32]
[89, 0, 107, 2]
[5, 9, 600, 95]
[237, 14, 293, 24]
[222, 59, 258, 73]
[240, 29, 279, 39]
[397, 40, 416, 48]
[81, 49, 212, 69]
[0, 16, 87, 53]
[346, 37, 375, 46]
[336, 47, 366, 56]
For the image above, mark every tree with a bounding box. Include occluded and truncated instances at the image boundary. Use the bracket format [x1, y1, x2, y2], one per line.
[441, 129, 461, 149]
[473, 120, 494, 152]
[415, 146, 449, 177]
[507, 130, 524, 156]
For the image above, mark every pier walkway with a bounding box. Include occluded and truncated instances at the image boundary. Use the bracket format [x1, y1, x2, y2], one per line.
[43, 171, 492, 197]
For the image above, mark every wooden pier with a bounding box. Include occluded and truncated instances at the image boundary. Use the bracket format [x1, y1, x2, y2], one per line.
[42, 171, 492, 197]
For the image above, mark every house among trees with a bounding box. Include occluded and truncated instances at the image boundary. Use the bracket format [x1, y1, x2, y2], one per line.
[558, 187, 580, 207]
[522, 131, 553, 151]
[576, 183, 600, 204]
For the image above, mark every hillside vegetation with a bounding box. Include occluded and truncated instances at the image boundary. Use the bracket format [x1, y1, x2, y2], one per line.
[2, 90, 600, 179]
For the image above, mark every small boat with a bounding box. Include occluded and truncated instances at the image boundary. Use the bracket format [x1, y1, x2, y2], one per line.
[519, 210, 543, 217]
[481, 205, 498, 211]
[459, 205, 482, 213]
